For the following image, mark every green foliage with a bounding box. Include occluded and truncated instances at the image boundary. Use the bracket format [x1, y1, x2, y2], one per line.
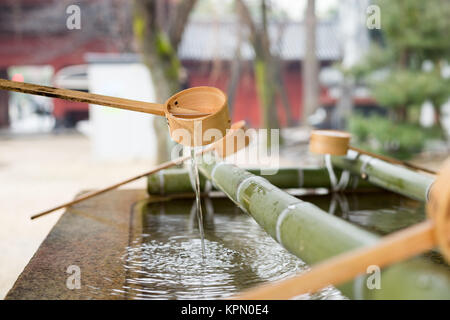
[155, 32, 173, 56]
[133, 15, 145, 41]
[155, 32, 181, 81]
[370, 70, 419, 111]
[254, 59, 268, 113]
[254, 58, 279, 146]
[349, 115, 440, 159]
[347, 45, 394, 79]
[347, 0, 450, 158]
[369, 69, 450, 111]
[377, 0, 450, 63]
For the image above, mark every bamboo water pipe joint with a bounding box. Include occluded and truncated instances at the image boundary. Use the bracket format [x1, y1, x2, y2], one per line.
[0, 79, 231, 147]
[234, 158, 450, 300]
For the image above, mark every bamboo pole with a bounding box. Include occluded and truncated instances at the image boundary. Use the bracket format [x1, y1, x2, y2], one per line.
[310, 130, 436, 175]
[331, 153, 434, 202]
[235, 159, 450, 300]
[147, 167, 377, 195]
[350, 146, 436, 175]
[198, 155, 450, 299]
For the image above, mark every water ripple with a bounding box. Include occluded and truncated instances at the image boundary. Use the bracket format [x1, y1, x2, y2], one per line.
[120, 208, 345, 300]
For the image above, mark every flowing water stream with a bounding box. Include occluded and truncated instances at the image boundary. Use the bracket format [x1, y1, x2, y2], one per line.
[120, 198, 344, 299]
[189, 147, 206, 257]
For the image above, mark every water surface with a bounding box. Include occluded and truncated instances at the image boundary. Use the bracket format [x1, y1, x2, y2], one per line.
[119, 192, 432, 300]
[121, 198, 344, 299]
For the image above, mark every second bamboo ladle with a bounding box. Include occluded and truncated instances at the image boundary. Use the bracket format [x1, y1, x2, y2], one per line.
[0, 79, 231, 146]
[309, 130, 436, 175]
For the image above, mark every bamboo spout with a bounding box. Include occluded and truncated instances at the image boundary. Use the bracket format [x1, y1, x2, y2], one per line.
[331, 153, 434, 201]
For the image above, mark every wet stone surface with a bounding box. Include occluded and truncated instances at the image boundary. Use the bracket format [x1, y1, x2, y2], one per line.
[120, 198, 343, 300]
[6, 189, 147, 300]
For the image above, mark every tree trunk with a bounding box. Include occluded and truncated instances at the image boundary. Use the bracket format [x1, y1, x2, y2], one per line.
[227, 21, 244, 115]
[133, 0, 197, 162]
[302, 0, 319, 125]
[236, 0, 280, 135]
[254, 56, 278, 130]
[333, 77, 354, 129]
[227, 50, 241, 115]
[274, 56, 296, 126]
[430, 99, 447, 140]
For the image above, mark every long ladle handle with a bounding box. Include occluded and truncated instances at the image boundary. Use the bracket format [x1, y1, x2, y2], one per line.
[0, 79, 205, 117]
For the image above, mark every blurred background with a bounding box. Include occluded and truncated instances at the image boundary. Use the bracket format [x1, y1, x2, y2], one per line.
[0, 0, 449, 298]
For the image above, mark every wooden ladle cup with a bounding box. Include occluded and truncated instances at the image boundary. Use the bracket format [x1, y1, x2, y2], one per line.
[165, 86, 230, 147]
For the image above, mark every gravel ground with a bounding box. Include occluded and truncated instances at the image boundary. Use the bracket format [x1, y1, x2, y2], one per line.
[0, 133, 152, 299]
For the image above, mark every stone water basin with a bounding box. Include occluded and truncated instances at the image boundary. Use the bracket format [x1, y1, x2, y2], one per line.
[6, 189, 440, 300]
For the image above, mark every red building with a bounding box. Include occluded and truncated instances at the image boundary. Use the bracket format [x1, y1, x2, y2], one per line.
[0, 1, 340, 128]
[178, 21, 340, 127]
[0, 0, 131, 127]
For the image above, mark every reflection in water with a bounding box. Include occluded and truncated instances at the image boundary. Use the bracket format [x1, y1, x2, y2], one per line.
[120, 198, 344, 300]
[307, 192, 425, 235]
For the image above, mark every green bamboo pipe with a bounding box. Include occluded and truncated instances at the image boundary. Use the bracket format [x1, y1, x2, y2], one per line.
[198, 155, 450, 299]
[331, 153, 434, 202]
[147, 167, 376, 195]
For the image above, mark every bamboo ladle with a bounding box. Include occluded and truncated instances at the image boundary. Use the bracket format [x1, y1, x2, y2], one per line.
[0, 79, 231, 146]
[234, 158, 450, 300]
[30, 121, 249, 220]
[309, 130, 436, 175]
